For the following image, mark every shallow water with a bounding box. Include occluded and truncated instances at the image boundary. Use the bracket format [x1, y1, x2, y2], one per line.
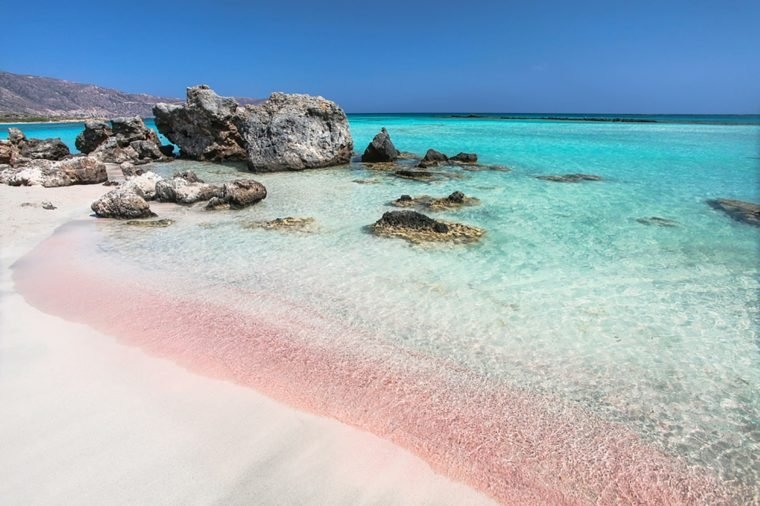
[11, 115, 760, 502]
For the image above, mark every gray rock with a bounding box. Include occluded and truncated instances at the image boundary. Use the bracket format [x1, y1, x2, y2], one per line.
[122, 171, 164, 200]
[48, 156, 107, 186]
[420, 149, 448, 166]
[75, 121, 112, 153]
[242, 92, 353, 171]
[91, 187, 156, 219]
[41, 201, 56, 210]
[707, 198, 760, 227]
[130, 140, 163, 160]
[155, 172, 224, 204]
[18, 137, 70, 161]
[0, 140, 18, 165]
[222, 179, 267, 208]
[8, 128, 25, 144]
[111, 116, 160, 146]
[371, 210, 486, 244]
[153, 85, 248, 161]
[536, 174, 602, 183]
[450, 152, 478, 163]
[361, 128, 400, 163]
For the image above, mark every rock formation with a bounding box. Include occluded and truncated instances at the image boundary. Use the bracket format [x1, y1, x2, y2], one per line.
[536, 174, 602, 183]
[153, 85, 248, 161]
[361, 128, 400, 163]
[391, 191, 480, 211]
[91, 187, 156, 219]
[154, 171, 224, 205]
[370, 210, 485, 243]
[154, 85, 353, 171]
[1, 157, 107, 187]
[75, 117, 170, 165]
[1, 127, 70, 163]
[418, 149, 448, 168]
[707, 198, 760, 227]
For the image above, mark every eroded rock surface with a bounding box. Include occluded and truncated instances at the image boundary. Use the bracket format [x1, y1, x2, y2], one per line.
[371, 210, 485, 243]
[707, 198, 760, 227]
[536, 174, 602, 183]
[361, 128, 400, 163]
[91, 187, 156, 219]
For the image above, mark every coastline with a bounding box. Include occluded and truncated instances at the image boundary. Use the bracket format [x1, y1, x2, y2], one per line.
[0, 183, 496, 505]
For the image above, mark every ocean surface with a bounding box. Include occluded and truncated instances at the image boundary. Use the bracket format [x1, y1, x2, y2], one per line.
[7, 114, 760, 502]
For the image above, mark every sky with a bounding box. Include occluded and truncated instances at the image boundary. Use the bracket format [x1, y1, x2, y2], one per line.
[2, 0, 759, 113]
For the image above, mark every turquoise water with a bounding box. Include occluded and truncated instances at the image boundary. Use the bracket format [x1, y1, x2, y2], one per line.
[8, 115, 760, 499]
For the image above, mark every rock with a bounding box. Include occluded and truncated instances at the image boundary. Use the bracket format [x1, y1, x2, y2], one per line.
[0, 140, 18, 165]
[706, 199, 760, 227]
[391, 191, 480, 211]
[174, 170, 202, 183]
[155, 172, 223, 204]
[119, 162, 140, 177]
[418, 149, 448, 168]
[122, 171, 164, 200]
[242, 92, 353, 171]
[8, 128, 25, 144]
[222, 179, 267, 208]
[361, 128, 400, 163]
[536, 174, 602, 182]
[450, 152, 478, 163]
[130, 140, 163, 160]
[241, 217, 315, 231]
[153, 85, 248, 161]
[75, 121, 112, 153]
[447, 191, 465, 203]
[371, 210, 485, 244]
[90, 137, 140, 164]
[91, 187, 156, 219]
[124, 218, 174, 228]
[18, 137, 70, 161]
[636, 216, 679, 227]
[111, 116, 160, 146]
[50, 156, 107, 186]
[41, 201, 56, 210]
[394, 169, 436, 181]
[5, 160, 53, 186]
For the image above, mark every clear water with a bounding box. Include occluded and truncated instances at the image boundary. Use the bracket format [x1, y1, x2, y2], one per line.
[9, 116, 760, 498]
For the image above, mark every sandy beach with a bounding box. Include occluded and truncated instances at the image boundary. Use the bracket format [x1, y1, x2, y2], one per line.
[0, 183, 496, 505]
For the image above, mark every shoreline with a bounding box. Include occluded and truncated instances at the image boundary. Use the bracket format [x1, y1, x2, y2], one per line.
[0, 184, 495, 505]
[5, 183, 736, 504]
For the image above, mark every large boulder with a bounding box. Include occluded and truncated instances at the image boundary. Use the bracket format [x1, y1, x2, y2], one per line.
[18, 138, 70, 161]
[0, 140, 18, 165]
[122, 171, 164, 200]
[241, 92, 353, 171]
[222, 179, 267, 208]
[361, 128, 400, 163]
[75, 121, 113, 153]
[153, 85, 248, 161]
[91, 187, 156, 219]
[50, 157, 107, 186]
[110, 116, 160, 146]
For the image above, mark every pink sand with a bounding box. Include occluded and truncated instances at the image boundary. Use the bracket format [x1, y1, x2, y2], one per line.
[13, 220, 733, 505]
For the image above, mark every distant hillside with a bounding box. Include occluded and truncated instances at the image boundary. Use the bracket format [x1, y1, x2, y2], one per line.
[0, 71, 262, 120]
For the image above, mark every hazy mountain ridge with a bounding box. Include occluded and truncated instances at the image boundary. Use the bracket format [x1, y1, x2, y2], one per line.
[0, 71, 262, 119]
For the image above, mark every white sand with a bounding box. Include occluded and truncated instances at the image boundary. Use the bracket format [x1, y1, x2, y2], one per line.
[0, 184, 495, 505]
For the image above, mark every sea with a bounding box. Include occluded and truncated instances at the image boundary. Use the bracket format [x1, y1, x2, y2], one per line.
[5, 114, 760, 503]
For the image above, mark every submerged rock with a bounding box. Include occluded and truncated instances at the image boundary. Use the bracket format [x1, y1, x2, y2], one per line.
[242, 216, 315, 231]
[707, 198, 760, 227]
[394, 169, 436, 181]
[536, 174, 602, 183]
[371, 210, 484, 243]
[361, 128, 400, 163]
[124, 218, 175, 228]
[242, 92, 353, 171]
[636, 216, 679, 227]
[91, 187, 156, 219]
[392, 191, 480, 211]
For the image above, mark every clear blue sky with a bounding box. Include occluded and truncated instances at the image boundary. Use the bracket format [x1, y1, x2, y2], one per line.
[2, 0, 758, 113]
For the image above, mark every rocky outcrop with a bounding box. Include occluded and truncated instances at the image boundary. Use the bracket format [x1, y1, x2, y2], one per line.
[370, 210, 485, 244]
[76, 116, 170, 165]
[206, 179, 268, 210]
[418, 149, 448, 168]
[3, 127, 70, 162]
[121, 171, 164, 200]
[707, 199, 760, 227]
[153, 85, 248, 162]
[75, 121, 112, 153]
[242, 92, 353, 171]
[154, 85, 353, 171]
[91, 187, 156, 219]
[241, 217, 314, 230]
[536, 174, 602, 183]
[361, 128, 400, 163]
[2, 157, 107, 187]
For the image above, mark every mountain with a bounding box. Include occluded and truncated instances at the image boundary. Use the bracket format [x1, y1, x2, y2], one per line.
[0, 71, 262, 120]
